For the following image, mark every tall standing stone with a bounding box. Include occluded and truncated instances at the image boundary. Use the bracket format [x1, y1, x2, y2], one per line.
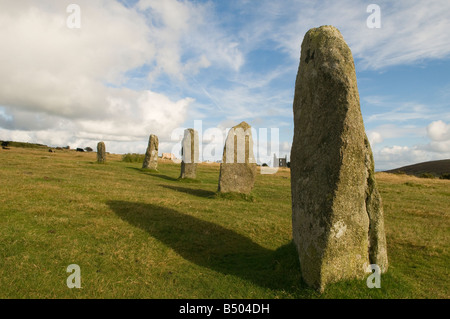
[142, 134, 159, 170]
[97, 141, 106, 164]
[218, 121, 256, 194]
[290, 25, 388, 292]
[180, 128, 199, 179]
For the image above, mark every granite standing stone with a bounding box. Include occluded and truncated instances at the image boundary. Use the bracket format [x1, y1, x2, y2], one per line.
[97, 141, 106, 164]
[180, 128, 199, 179]
[142, 134, 159, 170]
[290, 25, 388, 292]
[218, 121, 256, 194]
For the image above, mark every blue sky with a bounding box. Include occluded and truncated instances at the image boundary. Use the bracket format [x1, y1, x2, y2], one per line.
[0, 0, 449, 170]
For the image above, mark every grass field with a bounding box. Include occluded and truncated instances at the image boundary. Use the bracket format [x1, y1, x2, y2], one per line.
[0, 146, 448, 299]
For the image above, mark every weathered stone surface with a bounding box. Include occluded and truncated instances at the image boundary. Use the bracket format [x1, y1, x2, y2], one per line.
[290, 25, 388, 292]
[142, 134, 159, 170]
[97, 141, 106, 164]
[218, 121, 256, 194]
[180, 128, 199, 179]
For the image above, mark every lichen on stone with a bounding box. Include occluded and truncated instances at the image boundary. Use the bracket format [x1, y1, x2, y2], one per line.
[291, 25, 388, 292]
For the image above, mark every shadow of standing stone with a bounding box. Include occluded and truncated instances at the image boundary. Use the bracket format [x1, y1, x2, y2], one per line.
[108, 200, 304, 293]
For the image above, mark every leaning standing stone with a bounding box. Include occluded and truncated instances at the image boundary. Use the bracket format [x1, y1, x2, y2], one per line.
[142, 134, 159, 170]
[97, 142, 106, 164]
[180, 128, 199, 179]
[218, 121, 256, 194]
[290, 25, 388, 292]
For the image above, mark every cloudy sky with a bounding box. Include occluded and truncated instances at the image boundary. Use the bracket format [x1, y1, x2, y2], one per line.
[0, 0, 449, 170]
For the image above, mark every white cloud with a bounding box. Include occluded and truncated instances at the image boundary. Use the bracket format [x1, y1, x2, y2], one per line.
[138, 0, 244, 77]
[280, 141, 291, 154]
[368, 131, 383, 146]
[427, 120, 450, 141]
[1, 0, 449, 165]
[421, 120, 450, 154]
[0, 0, 244, 151]
[75, 90, 192, 139]
[372, 121, 450, 170]
[0, 87, 192, 143]
[0, 1, 152, 118]
[365, 102, 433, 123]
[255, 0, 450, 70]
[422, 140, 450, 153]
[0, 1, 150, 118]
[367, 124, 426, 141]
[375, 145, 430, 170]
[374, 143, 450, 170]
[202, 80, 293, 124]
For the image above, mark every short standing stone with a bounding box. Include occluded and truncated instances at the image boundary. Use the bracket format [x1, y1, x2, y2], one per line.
[218, 121, 256, 194]
[290, 25, 388, 292]
[97, 142, 106, 164]
[180, 128, 199, 179]
[142, 134, 159, 170]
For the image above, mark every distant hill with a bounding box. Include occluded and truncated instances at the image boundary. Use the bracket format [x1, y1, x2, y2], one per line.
[1, 140, 48, 149]
[385, 159, 450, 178]
[1, 140, 75, 151]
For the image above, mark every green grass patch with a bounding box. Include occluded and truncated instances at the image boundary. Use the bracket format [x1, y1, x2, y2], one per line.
[122, 153, 146, 163]
[404, 182, 424, 188]
[0, 149, 448, 298]
[177, 177, 202, 184]
[215, 192, 257, 202]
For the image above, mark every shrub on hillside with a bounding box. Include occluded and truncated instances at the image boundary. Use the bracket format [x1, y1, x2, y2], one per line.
[419, 172, 435, 179]
[440, 173, 450, 180]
